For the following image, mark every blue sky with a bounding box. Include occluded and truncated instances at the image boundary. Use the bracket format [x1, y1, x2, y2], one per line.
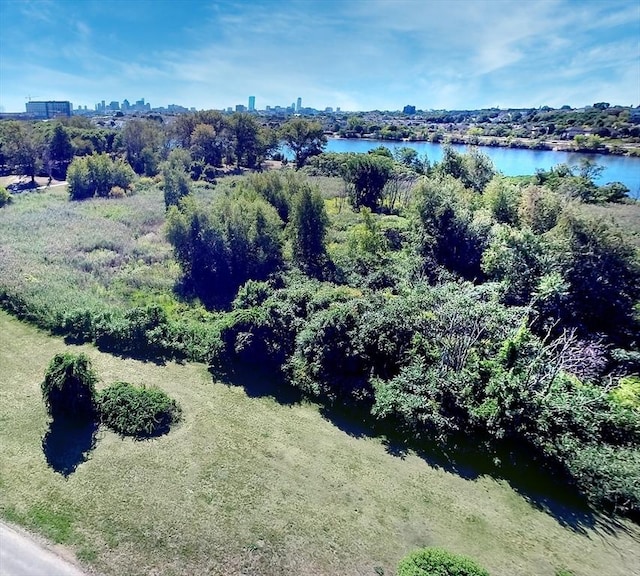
[0, 0, 638, 113]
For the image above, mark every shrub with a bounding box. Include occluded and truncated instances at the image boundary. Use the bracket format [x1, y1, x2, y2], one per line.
[342, 153, 394, 211]
[41, 353, 98, 419]
[109, 185, 126, 198]
[166, 193, 284, 305]
[610, 376, 640, 411]
[67, 154, 135, 200]
[397, 547, 490, 576]
[98, 381, 181, 437]
[162, 164, 191, 208]
[413, 176, 491, 281]
[0, 186, 12, 207]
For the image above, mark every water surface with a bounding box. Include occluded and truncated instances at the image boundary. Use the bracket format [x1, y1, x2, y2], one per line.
[322, 138, 640, 195]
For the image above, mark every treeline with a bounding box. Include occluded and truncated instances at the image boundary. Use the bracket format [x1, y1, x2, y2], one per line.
[0, 114, 326, 186]
[331, 104, 640, 155]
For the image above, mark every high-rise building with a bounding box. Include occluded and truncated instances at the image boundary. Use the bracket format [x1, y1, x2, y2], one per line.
[248, 96, 256, 111]
[296, 97, 302, 112]
[25, 100, 72, 118]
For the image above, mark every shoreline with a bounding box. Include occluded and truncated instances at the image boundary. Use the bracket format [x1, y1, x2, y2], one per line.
[327, 134, 640, 158]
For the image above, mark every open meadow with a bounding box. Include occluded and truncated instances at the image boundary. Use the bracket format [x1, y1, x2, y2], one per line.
[1, 310, 640, 576]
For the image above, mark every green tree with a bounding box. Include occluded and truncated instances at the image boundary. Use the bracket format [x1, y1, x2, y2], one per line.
[41, 353, 98, 419]
[162, 149, 193, 208]
[67, 153, 135, 200]
[438, 145, 466, 181]
[121, 118, 166, 175]
[517, 184, 562, 233]
[287, 299, 369, 400]
[547, 211, 640, 342]
[47, 124, 74, 178]
[482, 176, 521, 225]
[482, 224, 549, 305]
[290, 184, 329, 275]
[462, 148, 496, 193]
[394, 146, 427, 173]
[347, 115, 366, 134]
[162, 164, 191, 209]
[342, 153, 394, 211]
[190, 122, 228, 167]
[413, 176, 490, 280]
[279, 118, 327, 169]
[438, 146, 495, 193]
[230, 112, 275, 168]
[166, 193, 284, 305]
[347, 207, 388, 259]
[0, 121, 43, 183]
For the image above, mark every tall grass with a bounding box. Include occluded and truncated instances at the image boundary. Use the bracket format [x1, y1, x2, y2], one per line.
[0, 186, 177, 326]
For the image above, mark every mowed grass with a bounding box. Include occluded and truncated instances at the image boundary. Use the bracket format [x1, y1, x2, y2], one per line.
[1, 311, 639, 576]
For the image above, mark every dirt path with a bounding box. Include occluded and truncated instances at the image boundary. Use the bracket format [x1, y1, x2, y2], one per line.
[0, 522, 88, 576]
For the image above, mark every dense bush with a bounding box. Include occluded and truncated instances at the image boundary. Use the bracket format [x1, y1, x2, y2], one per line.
[288, 298, 370, 400]
[482, 225, 549, 305]
[98, 381, 181, 437]
[397, 547, 490, 576]
[67, 153, 136, 200]
[290, 184, 329, 275]
[41, 353, 98, 418]
[0, 186, 12, 207]
[342, 153, 394, 211]
[437, 146, 495, 194]
[166, 193, 284, 305]
[413, 176, 491, 281]
[4, 158, 640, 520]
[545, 210, 640, 342]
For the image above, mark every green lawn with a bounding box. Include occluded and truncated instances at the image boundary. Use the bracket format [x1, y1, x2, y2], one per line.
[1, 311, 639, 576]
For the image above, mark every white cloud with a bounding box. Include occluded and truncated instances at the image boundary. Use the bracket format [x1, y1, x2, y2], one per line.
[0, 0, 638, 112]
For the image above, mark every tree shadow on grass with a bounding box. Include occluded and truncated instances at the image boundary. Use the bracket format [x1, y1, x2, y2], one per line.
[317, 402, 639, 540]
[204, 358, 639, 540]
[209, 361, 303, 407]
[42, 416, 99, 477]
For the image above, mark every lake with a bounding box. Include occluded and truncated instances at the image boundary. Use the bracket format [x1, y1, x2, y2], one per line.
[320, 138, 640, 195]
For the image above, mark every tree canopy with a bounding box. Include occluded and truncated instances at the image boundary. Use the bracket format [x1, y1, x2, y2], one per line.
[279, 118, 327, 169]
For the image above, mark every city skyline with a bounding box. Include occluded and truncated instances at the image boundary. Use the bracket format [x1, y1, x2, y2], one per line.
[0, 0, 638, 114]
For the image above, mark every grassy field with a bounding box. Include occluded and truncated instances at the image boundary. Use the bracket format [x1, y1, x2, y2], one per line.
[579, 201, 640, 247]
[1, 310, 639, 576]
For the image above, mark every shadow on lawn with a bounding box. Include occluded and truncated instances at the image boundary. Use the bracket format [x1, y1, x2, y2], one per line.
[42, 416, 99, 477]
[209, 361, 303, 407]
[316, 402, 640, 541]
[209, 363, 639, 540]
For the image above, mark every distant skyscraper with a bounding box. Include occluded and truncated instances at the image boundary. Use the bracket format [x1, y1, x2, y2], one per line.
[296, 97, 302, 112]
[248, 96, 256, 111]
